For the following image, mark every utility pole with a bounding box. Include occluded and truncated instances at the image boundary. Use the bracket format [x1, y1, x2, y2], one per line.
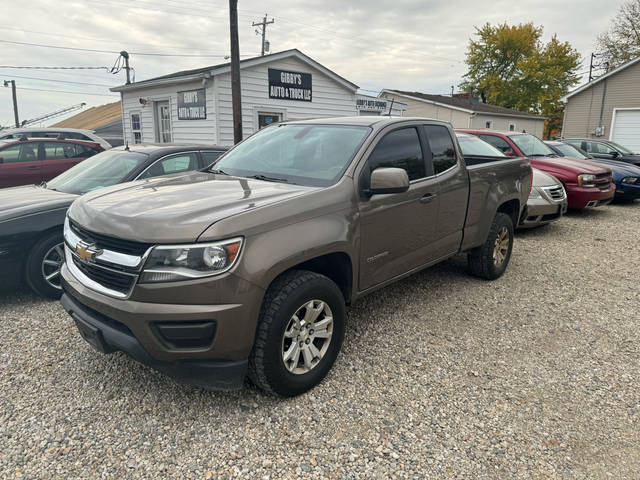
[3, 80, 19, 127]
[252, 14, 274, 56]
[588, 52, 596, 82]
[229, 0, 243, 144]
[120, 51, 131, 84]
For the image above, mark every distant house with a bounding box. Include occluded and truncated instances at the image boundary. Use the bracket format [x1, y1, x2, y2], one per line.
[52, 101, 123, 146]
[561, 56, 640, 152]
[380, 90, 546, 137]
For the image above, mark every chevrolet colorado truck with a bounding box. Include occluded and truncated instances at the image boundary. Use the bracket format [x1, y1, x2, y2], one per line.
[60, 117, 531, 397]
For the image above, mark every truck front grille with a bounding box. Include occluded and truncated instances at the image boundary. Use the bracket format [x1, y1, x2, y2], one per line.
[70, 220, 152, 256]
[595, 173, 613, 190]
[72, 256, 137, 295]
[544, 185, 566, 201]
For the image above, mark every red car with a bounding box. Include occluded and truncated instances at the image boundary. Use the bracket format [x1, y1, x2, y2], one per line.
[456, 129, 614, 209]
[0, 137, 103, 189]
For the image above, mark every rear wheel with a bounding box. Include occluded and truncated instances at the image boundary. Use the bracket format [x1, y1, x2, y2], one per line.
[468, 212, 514, 280]
[249, 270, 346, 397]
[25, 231, 65, 299]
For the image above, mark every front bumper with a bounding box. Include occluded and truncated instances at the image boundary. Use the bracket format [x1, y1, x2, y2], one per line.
[614, 182, 640, 200]
[520, 198, 567, 228]
[565, 184, 615, 209]
[61, 262, 265, 390]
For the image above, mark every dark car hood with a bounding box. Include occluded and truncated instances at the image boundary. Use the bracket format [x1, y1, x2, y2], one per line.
[0, 185, 77, 223]
[530, 156, 611, 174]
[592, 158, 640, 177]
[68, 171, 318, 243]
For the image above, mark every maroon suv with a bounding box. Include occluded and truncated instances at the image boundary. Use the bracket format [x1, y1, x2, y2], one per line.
[457, 129, 614, 209]
[0, 137, 103, 188]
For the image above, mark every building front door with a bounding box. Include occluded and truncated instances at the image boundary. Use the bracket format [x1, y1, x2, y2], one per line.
[155, 101, 172, 143]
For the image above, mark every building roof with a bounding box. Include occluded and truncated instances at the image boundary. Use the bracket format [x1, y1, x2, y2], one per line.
[111, 49, 359, 93]
[560, 56, 640, 102]
[381, 89, 546, 120]
[51, 101, 122, 130]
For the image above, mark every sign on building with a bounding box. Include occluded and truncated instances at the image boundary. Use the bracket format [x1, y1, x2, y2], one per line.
[356, 97, 388, 112]
[177, 88, 206, 120]
[268, 68, 312, 102]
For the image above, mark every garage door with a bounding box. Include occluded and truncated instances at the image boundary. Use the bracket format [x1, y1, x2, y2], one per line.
[611, 109, 640, 153]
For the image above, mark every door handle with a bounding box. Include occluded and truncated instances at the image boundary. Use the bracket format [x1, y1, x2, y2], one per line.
[419, 193, 437, 204]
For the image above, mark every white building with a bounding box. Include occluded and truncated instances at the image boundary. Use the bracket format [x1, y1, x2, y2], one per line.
[112, 49, 370, 146]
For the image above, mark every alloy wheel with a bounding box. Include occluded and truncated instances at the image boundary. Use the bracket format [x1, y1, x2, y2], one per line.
[41, 242, 64, 291]
[493, 226, 510, 266]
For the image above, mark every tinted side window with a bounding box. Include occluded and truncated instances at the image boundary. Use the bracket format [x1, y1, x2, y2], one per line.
[201, 150, 224, 167]
[367, 128, 425, 181]
[479, 134, 514, 155]
[139, 153, 199, 179]
[424, 125, 457, 174]
[0, 144, 24, 163]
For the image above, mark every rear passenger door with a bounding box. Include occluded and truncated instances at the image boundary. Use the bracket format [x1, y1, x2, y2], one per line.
[423, 125, 469, 258]
[0, 143, 41, 188]
[358, 126, 440, 290]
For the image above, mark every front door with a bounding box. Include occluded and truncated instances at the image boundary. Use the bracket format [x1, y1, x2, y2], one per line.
[358, 126, 440, 291]
[156, 101, 172, 143]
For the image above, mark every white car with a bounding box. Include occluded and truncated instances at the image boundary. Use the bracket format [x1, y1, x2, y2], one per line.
[0, 127, 112, 150]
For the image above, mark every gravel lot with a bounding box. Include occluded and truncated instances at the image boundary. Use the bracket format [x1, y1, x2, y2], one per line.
[1, 203, 639, 479]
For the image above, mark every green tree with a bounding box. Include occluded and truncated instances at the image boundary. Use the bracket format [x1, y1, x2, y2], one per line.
[596, 0, 640, 69]
[460, 23, 581, 138]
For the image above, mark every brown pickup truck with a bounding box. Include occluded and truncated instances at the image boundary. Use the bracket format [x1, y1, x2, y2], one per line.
[60, 117, 531, 397]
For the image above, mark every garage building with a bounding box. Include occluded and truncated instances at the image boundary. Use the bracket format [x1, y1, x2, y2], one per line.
[111, 49, 370, 146]
[561, 56, 640, 152]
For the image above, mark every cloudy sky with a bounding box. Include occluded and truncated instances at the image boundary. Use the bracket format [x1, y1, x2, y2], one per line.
[0, 0, 625, 127]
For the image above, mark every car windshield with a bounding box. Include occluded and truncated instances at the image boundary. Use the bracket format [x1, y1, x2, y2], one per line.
[607, 141, 633, 155]
[211, 124, 371, 186]
[456, 134, 506, 157]
[509, 134, 556, 157]
[554, 143, 588, 159]
[46, 150, 148, 194]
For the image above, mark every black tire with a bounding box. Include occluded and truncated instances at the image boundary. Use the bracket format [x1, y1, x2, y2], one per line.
[249, 270, 346, 397]
[467, 212, 514, 280]
[25, 231, 65, 299]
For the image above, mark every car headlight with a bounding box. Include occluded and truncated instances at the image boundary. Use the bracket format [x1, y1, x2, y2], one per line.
[528, 188, 542, 199]
[621, 176, 639, 184]
[577, 174, 596, 187]
[140, 237, 243, 283]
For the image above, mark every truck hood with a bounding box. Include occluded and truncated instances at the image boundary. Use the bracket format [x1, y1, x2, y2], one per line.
[0, 185, 77, 223]
[68, 171, 318, 243]
[531, 156, 611, 175]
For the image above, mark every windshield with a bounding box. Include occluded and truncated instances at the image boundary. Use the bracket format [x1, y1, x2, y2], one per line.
[47, 150, 148, 194]
[211, 124, 371, 186]
[456, 134, 506, 157]
[607, 141, 633, 155]
[553, 143, 588, 159]
[509, 134, 556, 157]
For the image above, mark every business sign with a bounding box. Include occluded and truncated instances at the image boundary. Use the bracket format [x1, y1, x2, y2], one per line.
[356, 96, 388, 112]
[268, 68, 312, 102]
[177, 88, 206, 120]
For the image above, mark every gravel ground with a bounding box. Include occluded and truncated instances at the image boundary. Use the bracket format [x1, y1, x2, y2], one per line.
[1, 203, 639, 479]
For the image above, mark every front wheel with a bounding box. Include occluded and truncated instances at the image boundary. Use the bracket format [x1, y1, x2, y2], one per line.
[249, 270, 346, 397]
[467, 212, 514, 280]
[25, 231, 65, 299]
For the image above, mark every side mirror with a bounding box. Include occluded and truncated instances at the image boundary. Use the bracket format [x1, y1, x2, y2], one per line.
[0, 156, 4, 164]
[504, 150, 516, 157]
[369, 167, 409, 195]
[609, 151, 619, 157]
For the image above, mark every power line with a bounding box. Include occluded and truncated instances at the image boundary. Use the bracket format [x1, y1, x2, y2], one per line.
[0, 65, 110, 70]
[3, 74, 116, 87]
[0, 39, 241, 58]
[16, 87, 119, 97]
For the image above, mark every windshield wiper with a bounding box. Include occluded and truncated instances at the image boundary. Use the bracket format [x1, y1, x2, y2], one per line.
[245, 174, 289, 183]
[209, 168, 230, 175]
[38, 181, 57, 191]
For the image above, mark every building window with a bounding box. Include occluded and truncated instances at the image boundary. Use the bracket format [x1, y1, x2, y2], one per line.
[485, 120, 493, 129]
[509, 122, 516, 132]
[131, 113, 142, 144]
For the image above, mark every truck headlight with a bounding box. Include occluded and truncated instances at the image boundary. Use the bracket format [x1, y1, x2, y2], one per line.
[577, 174, 596, 187]
[621, 176, 639, 184]
[140, 238, 243, 283]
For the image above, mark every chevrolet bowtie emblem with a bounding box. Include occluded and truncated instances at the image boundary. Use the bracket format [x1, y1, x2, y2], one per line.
[75, 241, 101, 262]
